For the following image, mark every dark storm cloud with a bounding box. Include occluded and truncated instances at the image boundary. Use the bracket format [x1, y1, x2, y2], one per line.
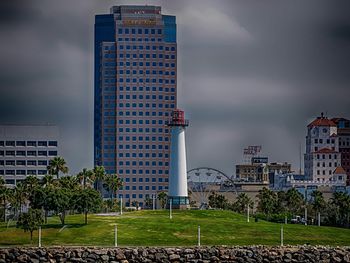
[177, 0, 350, 173]
[0, 0, 349, 175]
[0, 0, 95, 172]
[0, 1, 39, 24]
[329, 24, 350, 41]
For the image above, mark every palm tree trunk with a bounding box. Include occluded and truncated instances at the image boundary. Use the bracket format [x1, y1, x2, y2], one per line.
[3, 202, 6, 222]
[45, 210, 48, 224]
[59, 211, 66, 225]
[314, 210, 316, 225]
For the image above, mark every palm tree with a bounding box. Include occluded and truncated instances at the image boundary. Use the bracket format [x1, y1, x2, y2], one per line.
[256, 187, 277, 220]
[39, 174, 57, 224]
[285, 188, 304, 217]
[77, 168, 95, 189]
[23, 176, 39, 200]
[93, 166, 106, 191]
[233, 193, 253, 214]
[275, 191, 287, 214]
[310, 190, 326, 223]
[47, 156, 68, 179]
[41, 175, 55, 188]
[103, 174, 123, 203]
[144, 196, 152, 209]
[13, 183, 27, 217]
[208, 192, 228, 209]
[157, 192, 168, 209]
[58, 176, 79, 190]
[0, 186, 12, 222]
[0, 177, 5, 187]
[329, 192, 350, 227]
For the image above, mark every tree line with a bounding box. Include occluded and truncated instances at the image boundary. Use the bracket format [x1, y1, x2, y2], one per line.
[0, 157, 124, 240]
[208, 187, 350, 228]
[0, 156, 173, 240]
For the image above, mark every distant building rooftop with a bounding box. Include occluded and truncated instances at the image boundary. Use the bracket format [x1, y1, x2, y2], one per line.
[308, 113, 336, 128]
[314, 148, 337, 154]
[334, 166, 347, 175]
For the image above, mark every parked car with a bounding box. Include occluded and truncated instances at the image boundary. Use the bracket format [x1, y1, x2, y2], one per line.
[291, 216, 302, 224]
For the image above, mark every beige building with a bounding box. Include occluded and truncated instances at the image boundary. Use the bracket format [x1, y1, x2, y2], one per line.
[304, 113, 345, 184]
[235, 162, 291, 184]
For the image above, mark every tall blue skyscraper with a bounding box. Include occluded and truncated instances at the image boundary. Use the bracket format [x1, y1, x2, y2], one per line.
[94, 5, 177, 206]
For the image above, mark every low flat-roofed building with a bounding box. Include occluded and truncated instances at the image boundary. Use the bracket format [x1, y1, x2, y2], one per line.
[0, 125, 59, 184]
[273, 170, 348, 201]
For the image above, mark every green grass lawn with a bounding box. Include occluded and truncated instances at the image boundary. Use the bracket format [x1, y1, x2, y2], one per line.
[1, 210, 350, 247]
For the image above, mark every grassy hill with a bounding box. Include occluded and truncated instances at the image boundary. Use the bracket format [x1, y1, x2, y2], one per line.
[1, 210, 350, 247]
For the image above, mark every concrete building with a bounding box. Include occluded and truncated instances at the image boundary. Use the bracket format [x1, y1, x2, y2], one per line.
[94, 5, 177, 206]
[235, 163, 269, 183]
[235, 158, 291, 184]
[332, 118, 350, 185]
[267, 162, 293, 186]
[304, 113, 344, 183]
[273, 171, 348, 201]
[0, 125, 59, 185]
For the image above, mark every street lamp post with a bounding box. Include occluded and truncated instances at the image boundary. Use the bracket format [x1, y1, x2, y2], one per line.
[247, 205, 250, 223]
[114, 224, 118, 247]
[120, 196, 123, 215]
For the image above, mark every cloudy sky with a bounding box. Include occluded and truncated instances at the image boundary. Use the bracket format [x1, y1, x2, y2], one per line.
[0, 0, 349, 176]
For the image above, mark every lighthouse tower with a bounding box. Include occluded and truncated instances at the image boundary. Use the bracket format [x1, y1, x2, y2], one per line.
[167, 109, 189, 209]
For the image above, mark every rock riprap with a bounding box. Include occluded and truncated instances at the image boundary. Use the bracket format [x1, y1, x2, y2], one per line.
[0, 246, 350, 263]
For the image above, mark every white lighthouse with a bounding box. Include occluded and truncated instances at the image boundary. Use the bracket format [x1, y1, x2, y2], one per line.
[167, 109, 189, 209]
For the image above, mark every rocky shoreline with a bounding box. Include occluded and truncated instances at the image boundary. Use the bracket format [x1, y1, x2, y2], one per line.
[1, 246, 350, 263]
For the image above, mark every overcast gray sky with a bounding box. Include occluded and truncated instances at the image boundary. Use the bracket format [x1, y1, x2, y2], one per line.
[0, 0, 349, 175]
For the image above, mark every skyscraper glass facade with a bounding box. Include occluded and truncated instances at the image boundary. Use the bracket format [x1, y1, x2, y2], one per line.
[94, 5, 177, 206]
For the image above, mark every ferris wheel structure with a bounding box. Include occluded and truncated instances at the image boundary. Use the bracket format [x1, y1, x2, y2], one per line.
[187, 167, 237, 209]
